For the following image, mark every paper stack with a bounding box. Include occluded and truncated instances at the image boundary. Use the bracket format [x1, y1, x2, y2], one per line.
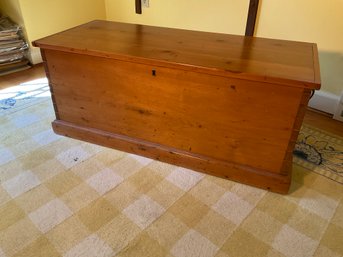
[0, 15, 30, 76]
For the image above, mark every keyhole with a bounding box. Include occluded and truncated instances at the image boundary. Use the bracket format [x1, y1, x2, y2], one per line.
[152, 69, 156, 76]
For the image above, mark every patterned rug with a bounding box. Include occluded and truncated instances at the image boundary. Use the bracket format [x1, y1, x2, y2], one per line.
[294, 124, 343, 184]
[0, 78, 50, 116]
[0, 89, 343, 256]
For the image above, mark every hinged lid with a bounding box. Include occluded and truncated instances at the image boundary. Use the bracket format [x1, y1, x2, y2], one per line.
[33, 20, 321, 89]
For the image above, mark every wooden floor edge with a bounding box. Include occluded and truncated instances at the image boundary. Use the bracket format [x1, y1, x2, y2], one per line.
[52, 120, 291, 194]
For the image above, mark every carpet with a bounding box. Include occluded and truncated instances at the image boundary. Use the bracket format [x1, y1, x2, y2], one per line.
[0, 93, 343, 257]
[0, 78, 50, 116]
[294, 124, 343, 184]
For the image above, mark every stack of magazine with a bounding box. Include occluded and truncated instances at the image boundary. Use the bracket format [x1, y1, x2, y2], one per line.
[0, 15, 30, 76]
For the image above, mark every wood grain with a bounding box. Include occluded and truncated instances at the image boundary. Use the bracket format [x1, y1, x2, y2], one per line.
[2, 66, 336, 135]
[53, 120, 291, 194]
[44, 49, 305, 174]
[33, 20, 321, 89]
[34, 20, 322, 193]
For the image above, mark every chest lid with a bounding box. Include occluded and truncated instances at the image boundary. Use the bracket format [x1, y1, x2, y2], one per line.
[33, 20, 320, 89]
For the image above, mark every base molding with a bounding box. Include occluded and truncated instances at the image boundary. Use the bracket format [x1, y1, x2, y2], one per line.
[52, 120, 291, 194]
[28, 47, 43, 64]
[309, 90, 340, 115]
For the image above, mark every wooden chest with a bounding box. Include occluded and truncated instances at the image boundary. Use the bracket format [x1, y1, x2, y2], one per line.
[33, 20, 321, 193]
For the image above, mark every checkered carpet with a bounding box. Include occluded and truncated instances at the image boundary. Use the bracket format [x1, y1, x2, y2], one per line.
[0, 99, 343, 257]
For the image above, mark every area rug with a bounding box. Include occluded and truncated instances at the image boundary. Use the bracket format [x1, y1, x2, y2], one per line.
[0, 94, 343, 257]
[0, 78, 50, 116]
[294, 124, 343, 185]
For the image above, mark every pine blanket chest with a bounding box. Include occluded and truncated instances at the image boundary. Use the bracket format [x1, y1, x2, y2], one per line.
[33, 20, 321, 193]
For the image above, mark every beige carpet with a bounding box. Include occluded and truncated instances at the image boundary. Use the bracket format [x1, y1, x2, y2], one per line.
[1, 99, 343, 257]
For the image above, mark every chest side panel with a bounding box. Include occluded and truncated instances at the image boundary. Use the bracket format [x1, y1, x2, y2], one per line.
[45, 49, 304, 174]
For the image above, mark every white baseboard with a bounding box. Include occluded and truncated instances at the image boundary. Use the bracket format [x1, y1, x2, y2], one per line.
[27, 47, 43, 64]
[333, 93, 343, 122]
[308, 90, 340, 115]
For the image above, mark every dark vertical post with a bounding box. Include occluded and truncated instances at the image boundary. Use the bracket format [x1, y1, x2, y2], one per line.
[245, 0, 259, 36]
[135, 0, 142, 14]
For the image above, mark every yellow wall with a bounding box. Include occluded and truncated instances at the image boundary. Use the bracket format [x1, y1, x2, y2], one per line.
[256, 0, 343, 95]
[1, 0, 341, 95]
[20, 0, 106, 63]
[104, 0, 342, 95]
[256, 0, 342, 52]
[19, 0, 106, 43]
[105, 0, 249, 35]
[0, 0, 31, 63]
[0, 0, 24, 26]
[0, 0, 106, 63]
